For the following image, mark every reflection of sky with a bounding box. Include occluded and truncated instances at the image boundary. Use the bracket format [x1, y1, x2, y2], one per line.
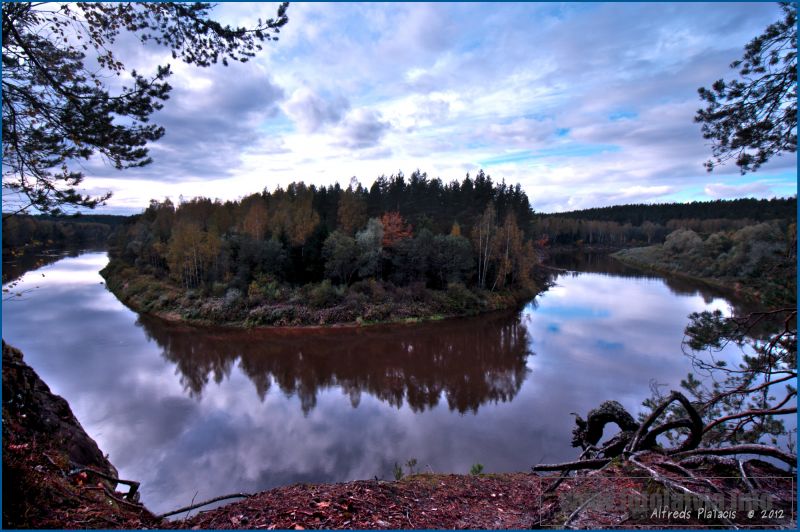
[1, 252, 767, 515]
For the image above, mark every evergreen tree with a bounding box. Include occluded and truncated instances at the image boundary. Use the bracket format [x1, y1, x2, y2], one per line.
[696, 3, 797, 173]
[2, 2, 289, 216]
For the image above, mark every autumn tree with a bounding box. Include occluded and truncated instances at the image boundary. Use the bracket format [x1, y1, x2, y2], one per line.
[337, 182, 368, 235]
[242, 197, 269, 241]
[166, 221, 220, 288]
[696, 2, 797, 173]
[269, 184, 320, 247]
[380, 211, 413, 248]
[1, 2, 289, 217]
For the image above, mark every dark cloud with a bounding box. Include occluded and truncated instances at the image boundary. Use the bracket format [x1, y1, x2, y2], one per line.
[85, 63, 285, 183]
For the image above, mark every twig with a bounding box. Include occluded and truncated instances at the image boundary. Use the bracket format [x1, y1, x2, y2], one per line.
[184, 490, 199, 521]
[101, 485, 146, 511]
[737, 460, 757, 491]
[42, 452, 63, 473]
[156, 493, 252, 519]
[628, 452, 738, 529]
[532, 458, 610, 472]
[543, 470, 570, 494]
[672, 444, 795, 467]
[654, 458, 722, 493]
[562, 490, 602, 529]
[69, 466, 140, 500]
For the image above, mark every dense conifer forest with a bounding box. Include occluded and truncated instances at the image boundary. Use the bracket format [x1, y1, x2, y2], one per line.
[532, 196, 796, 247]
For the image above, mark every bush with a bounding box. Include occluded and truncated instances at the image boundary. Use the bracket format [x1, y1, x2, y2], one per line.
[224, 288, 243, 308]
[664, 229, 703, 255]
[446, 282, 481, 311]
[211, 282, 227, 297]
[308, 280, 343, 308]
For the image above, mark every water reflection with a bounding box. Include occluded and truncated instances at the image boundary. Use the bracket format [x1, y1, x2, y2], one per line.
[548, 251, 758, 312]
[2, 246, 102, 284]
[137, 313, 532, 414]
[2, 251, 773, 515]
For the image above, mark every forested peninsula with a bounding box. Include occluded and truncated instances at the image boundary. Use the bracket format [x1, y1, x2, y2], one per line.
[101, 171, 543, 327]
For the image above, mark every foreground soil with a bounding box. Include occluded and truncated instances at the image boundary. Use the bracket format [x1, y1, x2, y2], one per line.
[4, 341, 795, 529]
[168, 457, 795, 530]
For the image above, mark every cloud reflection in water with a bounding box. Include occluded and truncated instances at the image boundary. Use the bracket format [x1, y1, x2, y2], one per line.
[2, 251, 761, 515]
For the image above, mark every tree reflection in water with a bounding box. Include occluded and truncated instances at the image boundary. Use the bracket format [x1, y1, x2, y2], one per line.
[136, 311, 534, 414]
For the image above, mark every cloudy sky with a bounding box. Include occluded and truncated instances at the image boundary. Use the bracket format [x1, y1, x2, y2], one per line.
[79, 2, 796, 214]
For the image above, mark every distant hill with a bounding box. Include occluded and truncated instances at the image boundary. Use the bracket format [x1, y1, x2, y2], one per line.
[539, 197, 797, 226]
[2, 214, 135, 253]
[32, 213, 134, 226]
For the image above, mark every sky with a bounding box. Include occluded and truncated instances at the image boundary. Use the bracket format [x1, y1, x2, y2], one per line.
[70, 2, 797, 214]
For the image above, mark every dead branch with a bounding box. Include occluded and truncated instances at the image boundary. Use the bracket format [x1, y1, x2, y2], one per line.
[562, 490, 603, 529]
[656, 459, 723, 494]
[638, 418, 694, 450]
[531, 458, 610, 472]
[628, 453, 738, 529]
[703, 406, 796, 435]
[156, 493, 252, 519]
[571, 401, 639, 451]
[627, 391, 703, 454]
[100, 486, 147, 511]
[672, 444, 795, 467]
[737, 460, 757, 491]
[69, 466, 140, 501]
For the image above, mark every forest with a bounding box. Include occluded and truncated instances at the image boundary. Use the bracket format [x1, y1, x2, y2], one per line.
[532, 196, 796, 247]
[614, 221, 796, 306]
[102, 170, 541, 326]
[2, 214, 129, 254]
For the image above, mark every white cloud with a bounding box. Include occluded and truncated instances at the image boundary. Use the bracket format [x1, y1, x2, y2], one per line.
[334, 108, 390, 150]
[704, 182, 772, 199]
[65, 2, 796, 214]
[282, 87, 349, 133]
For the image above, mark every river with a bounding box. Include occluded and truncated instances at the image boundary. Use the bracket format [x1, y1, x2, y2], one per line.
[2, 251, 758, 515]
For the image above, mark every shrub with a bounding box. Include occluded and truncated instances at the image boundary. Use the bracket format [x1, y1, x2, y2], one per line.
[470, 463, 484, 475]
[664, 229, 703, 255]
[224, 288, 243, 308]
[309, 280, 343, 308]
[211, 282, 227, 297]
[446, 282, 481, 311]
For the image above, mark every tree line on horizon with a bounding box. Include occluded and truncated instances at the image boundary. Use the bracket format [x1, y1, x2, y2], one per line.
[532, 196, 796, 247]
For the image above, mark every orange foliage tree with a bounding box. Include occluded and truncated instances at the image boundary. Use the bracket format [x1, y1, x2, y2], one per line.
[380, 211, 413, 248]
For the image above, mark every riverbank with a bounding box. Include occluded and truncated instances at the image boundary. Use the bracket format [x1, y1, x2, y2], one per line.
[611, 227, 795, 307]
[611, 248, 754, 297]
[100, 259, 540, 328]
[2, 342, 159, 528]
